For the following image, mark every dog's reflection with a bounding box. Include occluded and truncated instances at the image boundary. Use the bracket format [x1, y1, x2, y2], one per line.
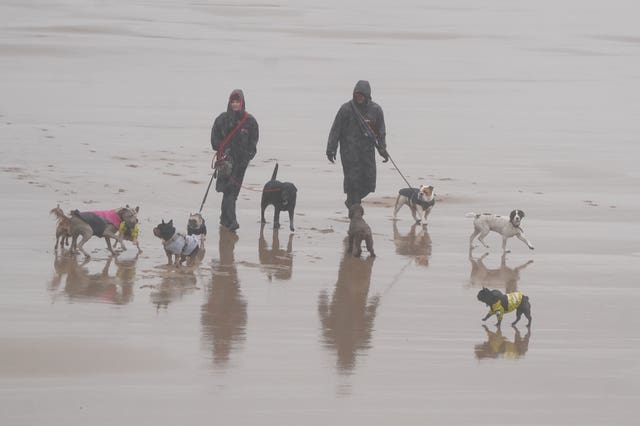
[393, 222, 432, 266]
[201, 227, 247, 366]
[151, 255, 203, 311]
[318, 243, 379, 373]
[258, 223, 294, 281]
[468, 251, 533, 293]
[49, 252, 138, 305]
[151, 246, 205, 310]
[474, 325, 531, 360]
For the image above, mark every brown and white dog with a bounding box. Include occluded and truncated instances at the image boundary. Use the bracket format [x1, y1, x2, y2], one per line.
[392, 185, 435, 225]
[50, 204, 73, 250]
[467, 210, 534, 253]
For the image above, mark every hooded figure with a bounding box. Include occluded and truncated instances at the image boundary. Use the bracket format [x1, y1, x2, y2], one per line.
[327, 80, 389, 208]
[211, 89, 259, 231]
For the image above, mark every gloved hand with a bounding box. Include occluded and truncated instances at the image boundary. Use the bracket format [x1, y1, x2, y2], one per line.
[378, 147, 389, 163]
[327, 152, 336, 163]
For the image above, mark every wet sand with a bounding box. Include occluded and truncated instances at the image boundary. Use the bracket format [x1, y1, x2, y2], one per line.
[1, 1, 639, 425]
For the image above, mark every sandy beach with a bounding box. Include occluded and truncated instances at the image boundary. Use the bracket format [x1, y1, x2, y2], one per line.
[1, 1, 639, 424]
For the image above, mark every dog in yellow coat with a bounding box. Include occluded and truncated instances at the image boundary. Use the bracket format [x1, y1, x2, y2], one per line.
[477, 287, 531, 327]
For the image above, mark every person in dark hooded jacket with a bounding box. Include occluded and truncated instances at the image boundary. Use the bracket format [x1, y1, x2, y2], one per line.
[327, 80, 389, 208]
[211, 89, 259, 231]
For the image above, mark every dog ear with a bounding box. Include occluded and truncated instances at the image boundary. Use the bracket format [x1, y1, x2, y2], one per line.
[168, 219, 173, 226]
[135, 206, 140, 213]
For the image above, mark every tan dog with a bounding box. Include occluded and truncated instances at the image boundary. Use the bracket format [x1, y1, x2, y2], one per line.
[393, 185, 435, 225]
[50, 204, 73, 250]
[347, 204, 375, 257]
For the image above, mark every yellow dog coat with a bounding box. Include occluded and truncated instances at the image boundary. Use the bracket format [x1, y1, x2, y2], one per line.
[119, 221, 139, 239]
[489, 292, 523, 320]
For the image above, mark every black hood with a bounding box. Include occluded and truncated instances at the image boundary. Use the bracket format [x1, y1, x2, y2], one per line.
[352, 80, 371, 101]
[226, 89, 246, 118]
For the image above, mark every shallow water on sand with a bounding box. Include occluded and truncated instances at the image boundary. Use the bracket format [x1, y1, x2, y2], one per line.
[1, 1, 640, 425]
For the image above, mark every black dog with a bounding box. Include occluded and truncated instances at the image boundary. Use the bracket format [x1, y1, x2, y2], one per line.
[476, 287, 531, 327]
[153, 219, 201, 266]
[187, 212, 207, 245]
[261, 163, 297, 231]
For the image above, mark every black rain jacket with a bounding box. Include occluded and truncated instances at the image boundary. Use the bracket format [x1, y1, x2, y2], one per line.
[211, 89, 259, 194]
[326, 80, 387, 195]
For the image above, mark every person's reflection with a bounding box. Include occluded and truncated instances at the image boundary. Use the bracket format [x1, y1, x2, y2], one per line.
[468, 251, 533, 293]
[258, 223, 294, 281]
[201, 227, 247, 366]
[393, 222, 432, 266]
[474, 325, 531, 360]
[52, 254, 136, 304]
[318, 242, 379, 373]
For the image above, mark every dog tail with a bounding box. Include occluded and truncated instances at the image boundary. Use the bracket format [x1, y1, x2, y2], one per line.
[465, 212, 479, 218]
[270, 162, 279, 181]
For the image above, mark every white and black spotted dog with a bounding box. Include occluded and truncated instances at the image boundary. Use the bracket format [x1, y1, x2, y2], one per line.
[467, 209, 534, 253]
[392, 185, 435, 225]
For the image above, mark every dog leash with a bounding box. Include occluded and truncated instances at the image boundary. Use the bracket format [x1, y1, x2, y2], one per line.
[198, 172, 215, 214]
[377, 257, 414, 306]
[350, 102, 414, 189]
[199, 158, 282, 212]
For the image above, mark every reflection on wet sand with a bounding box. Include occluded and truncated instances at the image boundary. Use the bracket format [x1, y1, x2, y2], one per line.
[318, 243, 379, 374]
[150, 249, 204, 311]
[49, 252, 138, 304]
[393, 222, 432, 266]
[201, 228, 247, 367]
[150, 245, 207, 311]
[258, 223, 294, 281]
[468, 251, 533, 292]
[475, 325, 531, 360]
